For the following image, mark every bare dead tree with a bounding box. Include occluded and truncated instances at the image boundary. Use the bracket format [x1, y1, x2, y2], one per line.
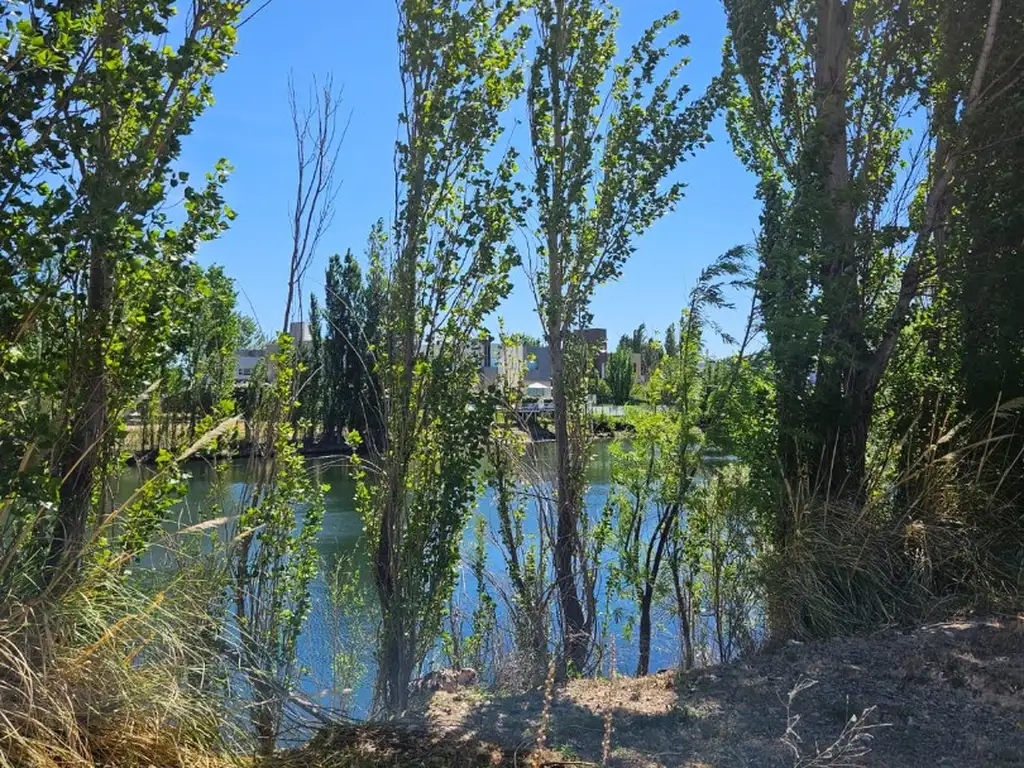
[282, 73, 346, 334]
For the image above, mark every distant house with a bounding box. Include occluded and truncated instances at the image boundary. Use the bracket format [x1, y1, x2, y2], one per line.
[481, 327, 608, 395]
[289, 322, 312, 344]
[234, 348, 266, 386]
[233, 322, 311, 386]
[581, 328, 607, 355]
[524, 344, 551, 382]
[581, 327, 608, 379]
[629, 351, 652, 384]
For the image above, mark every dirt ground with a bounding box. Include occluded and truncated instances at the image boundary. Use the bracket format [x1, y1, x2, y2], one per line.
[422, 617, 1024, 767]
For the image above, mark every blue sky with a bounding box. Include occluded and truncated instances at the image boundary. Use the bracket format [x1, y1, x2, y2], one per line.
[179, 0, 762, 353]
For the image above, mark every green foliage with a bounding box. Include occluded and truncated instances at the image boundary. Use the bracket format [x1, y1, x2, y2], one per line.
[175, 265, 240, 436]
[929, 0, 1024, 457]
[237, 315, 267, 349]
[361, 220, 389, 452]
[664, 323, 678, 359]
[725, 0, 1023, 638]
[525, 0, 724, 670]
[723, 0, 926, 498]
[323, 250, 366, 441]
[319, 224, 390, 448]
[509, 333, 542, 347]
[116, 450, 187, 560]
[324, 550, 376, 715]
[298, 293, 324, 439]
[627, 325, 663, 380]
[444, 513, 497, 675]
[606, 347, 634, 405]
[686, 463, 761, 662]
[231, 335, 325, 752]
[607, 407, 678, 674]
[608, 248, 753, 674]
[0, 0, 242, 589]
[359, 0, 530, 714]
[590, 376, 613, 404]
[484, 383, 550, 685]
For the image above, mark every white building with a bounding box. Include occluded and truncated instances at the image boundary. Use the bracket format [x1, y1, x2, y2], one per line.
[234, 348, 265, 386]
[233, 322, 310, 386]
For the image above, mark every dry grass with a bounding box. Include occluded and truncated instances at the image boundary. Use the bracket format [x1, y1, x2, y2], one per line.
[266, 723, 579, 768]
[0, 568, 240, 768]
[767, 406, 1024, 642]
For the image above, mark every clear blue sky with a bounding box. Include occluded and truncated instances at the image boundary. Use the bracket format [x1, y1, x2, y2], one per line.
[179, 0, 761, 353]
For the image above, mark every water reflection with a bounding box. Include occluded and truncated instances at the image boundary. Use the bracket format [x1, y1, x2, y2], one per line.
[116, 441, 684, 716]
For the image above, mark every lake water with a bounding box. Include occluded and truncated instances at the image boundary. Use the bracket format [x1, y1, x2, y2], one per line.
[115, 441, 687, 717]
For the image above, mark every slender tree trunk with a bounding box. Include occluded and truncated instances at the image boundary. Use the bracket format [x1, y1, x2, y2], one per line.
[252, 678, 282, 757]
[373, 141, 424, 713]
[539, 6, 589, 675]
[712, 554, 726, 662]
[549, 337, 588, 672]
[375, 604, 412, 713]
[671, 557, 695, 670]
[636, 585, 654, 677]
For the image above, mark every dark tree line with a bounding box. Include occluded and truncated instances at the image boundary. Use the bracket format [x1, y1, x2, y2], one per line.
[298, 222, 388, 451]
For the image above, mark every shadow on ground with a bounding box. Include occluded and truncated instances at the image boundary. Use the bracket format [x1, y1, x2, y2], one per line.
[422, 619, 1024, 767]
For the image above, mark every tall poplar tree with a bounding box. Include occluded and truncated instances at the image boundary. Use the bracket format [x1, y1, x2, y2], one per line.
[525, 0, 721, 671]
[358, 0, 529, 713]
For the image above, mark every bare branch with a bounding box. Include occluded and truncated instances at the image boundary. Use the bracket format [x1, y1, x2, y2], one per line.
[282, 73, 347, 333]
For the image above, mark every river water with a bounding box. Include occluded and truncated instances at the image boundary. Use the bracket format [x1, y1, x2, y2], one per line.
[114, 441, 685, 716]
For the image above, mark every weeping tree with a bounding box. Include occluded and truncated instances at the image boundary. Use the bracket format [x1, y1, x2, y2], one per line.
[357, 0, 529, 715]
[724, 0, 1011, 633]
[524, 0, 722, 672]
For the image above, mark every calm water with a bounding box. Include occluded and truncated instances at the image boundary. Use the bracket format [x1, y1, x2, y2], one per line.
[115, 441, 684, 716]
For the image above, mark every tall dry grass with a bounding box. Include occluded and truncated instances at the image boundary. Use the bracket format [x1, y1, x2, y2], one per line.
[0, 416, 249, 767]
[0, 564, 242, 768]
[767, 402, 1024, 639]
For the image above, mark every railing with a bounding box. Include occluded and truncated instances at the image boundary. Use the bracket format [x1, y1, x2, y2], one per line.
[515, 402, 555, 414]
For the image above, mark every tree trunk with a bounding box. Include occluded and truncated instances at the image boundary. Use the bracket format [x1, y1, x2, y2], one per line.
[252, 678, 282, 756]
[375, 606, 413, 714]
[636, 586, 654, 677]
[671, 558, 695, 670]
[540, 6, 589, 675]
[549, 324, 588, 674]
[811, 0, 867, 500]
[47, 245, 111, 586]
[372, 146, 424, 714]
